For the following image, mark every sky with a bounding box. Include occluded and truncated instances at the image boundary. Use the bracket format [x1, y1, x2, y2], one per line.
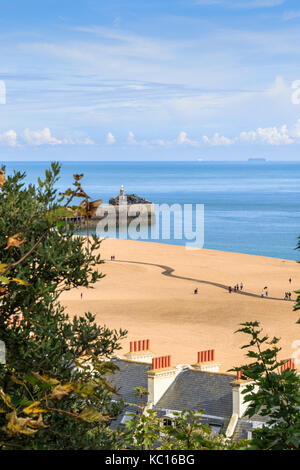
[2, 0, 300, 160]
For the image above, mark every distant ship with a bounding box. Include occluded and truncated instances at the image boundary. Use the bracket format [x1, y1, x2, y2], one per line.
[248, 158, 267, 162]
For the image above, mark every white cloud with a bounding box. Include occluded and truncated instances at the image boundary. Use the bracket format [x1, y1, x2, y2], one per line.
[0, 128, 94, 147]
[202, 123, 295, 147]
[152, 138, 172, 148]
[177, 131, 199, 146]
[127, 131, 137, 145]
[22, 128, 95, 146]
[240, 125, 294, 145]
[202, 133, 236, 146]
[121, 120, 300, 148]
[80, 136, 95, 145]
[23, 128, 63, 146]
[127, 131, 149, 147]
[106, 132, 116, 145]
[0, 130, 18, 147]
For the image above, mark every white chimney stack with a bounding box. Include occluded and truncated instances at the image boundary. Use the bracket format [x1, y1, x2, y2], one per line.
[124, 339, 155, 364]
[192, 349, 221, 373]
[147, 356, 178, 405]
[231, 371, 257, 418]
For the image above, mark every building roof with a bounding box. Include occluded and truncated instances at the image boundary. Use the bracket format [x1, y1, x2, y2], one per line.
[234, 414, 269, 441]
[110, 358, 152, 404]
[108, 358, 267, 438]
[155, 369, 234, 419]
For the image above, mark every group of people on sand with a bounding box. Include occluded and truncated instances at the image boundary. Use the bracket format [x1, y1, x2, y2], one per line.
[261, 287, 268, 297]
[228, 283, 243, 294]
[194, 277, 294, 299]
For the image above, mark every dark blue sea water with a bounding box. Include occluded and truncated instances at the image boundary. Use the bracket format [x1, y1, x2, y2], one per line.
[2, 161, 300, 260]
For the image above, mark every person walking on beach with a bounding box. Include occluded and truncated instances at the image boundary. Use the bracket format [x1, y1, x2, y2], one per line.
[265, 290, 268, 298]
[261, 290, 264, 297]
[289, 278, 292, 284]
[288, 292, 292, 300]
[194, 288, 198, 295]
[240, 283, 243, 291]
[229, 286, 232, 294]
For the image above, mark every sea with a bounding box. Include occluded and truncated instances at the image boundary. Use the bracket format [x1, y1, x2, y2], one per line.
[2, 161, 300, 261]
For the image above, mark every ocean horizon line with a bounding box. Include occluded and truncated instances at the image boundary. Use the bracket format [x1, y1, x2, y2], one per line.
[1, 160, 300, 164]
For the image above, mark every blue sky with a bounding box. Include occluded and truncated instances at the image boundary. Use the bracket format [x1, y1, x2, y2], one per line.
[1, 0, 300, 160]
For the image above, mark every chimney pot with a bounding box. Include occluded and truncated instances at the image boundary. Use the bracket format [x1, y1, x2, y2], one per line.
[281, 358, 296, 372]
[236, 370, 245, 380]
[152, 355, 172, 370]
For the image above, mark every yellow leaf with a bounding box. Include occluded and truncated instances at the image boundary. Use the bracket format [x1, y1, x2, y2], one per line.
[0, 263, 8, 272]
[12, 278, 30, 286]
[0, 171, 5, 188]
[5, 234, 27, 250]
[79, 199, 102, 219]
[50, 383, 73, 400]
[5, 411, 38, 436]
[30, 372, 60, 386]
[27, 413, 47, 430]
[0, 276, 10, 285]
[0, 388, 13, 409]
[79, 406, 110, 423]
[23, 401, 47, 415]
[11, 375, 25, 386]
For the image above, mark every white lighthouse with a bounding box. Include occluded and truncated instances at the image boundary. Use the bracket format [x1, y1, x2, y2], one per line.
[119, 185, 127, 205]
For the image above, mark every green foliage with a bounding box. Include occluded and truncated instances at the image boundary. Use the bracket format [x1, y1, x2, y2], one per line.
[120, 387, 245, 450]
[233, 322, 300, 450]
[0, 163, 127, 449]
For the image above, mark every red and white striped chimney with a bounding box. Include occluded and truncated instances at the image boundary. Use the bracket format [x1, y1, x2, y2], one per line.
[197, 349, 215, 363]
[130, 339, 150, 353]
[125, 339, 154, 364]
[193, 349, 220, 373]
[152, 355, 171, 370]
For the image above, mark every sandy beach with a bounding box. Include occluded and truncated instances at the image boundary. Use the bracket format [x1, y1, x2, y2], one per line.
[61, 239, 300, 372]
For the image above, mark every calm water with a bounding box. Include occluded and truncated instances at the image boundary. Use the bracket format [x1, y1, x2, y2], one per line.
[3, 161, 300, 260]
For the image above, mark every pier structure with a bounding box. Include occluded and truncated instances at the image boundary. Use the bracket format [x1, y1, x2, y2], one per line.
[64, 186, 155, 228]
